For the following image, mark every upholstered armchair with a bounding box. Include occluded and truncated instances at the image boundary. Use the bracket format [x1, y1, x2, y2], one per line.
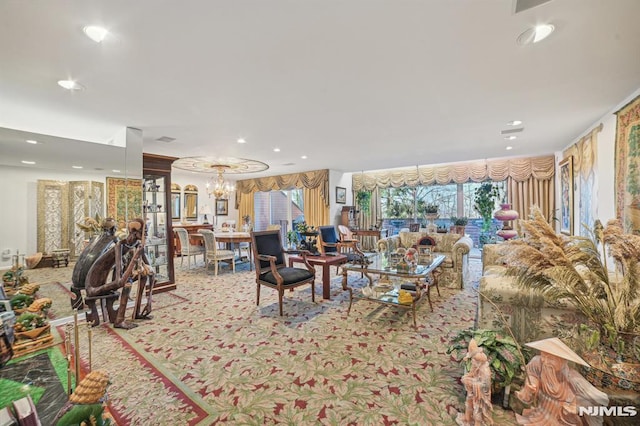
[251, 230, 316, 315]
[377, 231, 473, 288]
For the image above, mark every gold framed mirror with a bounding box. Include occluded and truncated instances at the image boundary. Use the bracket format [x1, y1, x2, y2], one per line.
[171, 183, 181, 220]
[183, 184, 198, 221]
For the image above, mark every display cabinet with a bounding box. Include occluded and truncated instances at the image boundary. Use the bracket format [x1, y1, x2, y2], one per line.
[143, 153, 177, 292]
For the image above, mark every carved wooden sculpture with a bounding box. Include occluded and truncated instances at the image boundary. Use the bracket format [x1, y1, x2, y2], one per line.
[515, 338, 609, 426]
[75, 218, 155, 329]
[456, 338, 494, 426]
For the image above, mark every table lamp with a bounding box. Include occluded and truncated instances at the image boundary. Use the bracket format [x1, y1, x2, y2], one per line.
[199, 204, 213, 224]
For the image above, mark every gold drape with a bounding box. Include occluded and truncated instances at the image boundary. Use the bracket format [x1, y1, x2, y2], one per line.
[237, 192, 255, 227]
[303, 187, 330, 227]
[562, 124, 602, 179]
[235, 169, 329, 208]
[506, 176, 555, 225]
[353, 155, 555, 190]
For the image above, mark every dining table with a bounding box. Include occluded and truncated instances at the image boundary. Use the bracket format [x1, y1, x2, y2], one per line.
[192, 231, 253, 271]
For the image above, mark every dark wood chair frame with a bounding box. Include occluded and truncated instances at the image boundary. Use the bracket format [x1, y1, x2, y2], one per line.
[251, 230, 316, 315]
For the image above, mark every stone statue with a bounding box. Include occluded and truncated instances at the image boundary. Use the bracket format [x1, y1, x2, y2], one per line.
[81, 218, 156, 329]
[515, 337, 609, 426]
[456, 338, 494, 426]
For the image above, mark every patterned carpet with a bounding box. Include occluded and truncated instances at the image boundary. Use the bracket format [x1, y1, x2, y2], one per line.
[52, 258, 517, 425]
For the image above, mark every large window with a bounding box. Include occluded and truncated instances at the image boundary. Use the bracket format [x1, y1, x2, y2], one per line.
[380, 181, 506, 220]
[253, 189, 303, 234]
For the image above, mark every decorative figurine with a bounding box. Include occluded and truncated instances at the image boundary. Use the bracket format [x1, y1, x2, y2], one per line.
[515, 337, 609, 426]
[456, 338, 494, 426]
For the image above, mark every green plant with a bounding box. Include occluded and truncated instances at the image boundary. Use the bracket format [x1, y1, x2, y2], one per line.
[425, 204, 439, 214]
[295, 221, 309, 233]
[473, 183, 501, 232]
[286, 230, 298, 245]
[451, 216, 469, 226]
[447, 328, 528, 390]
[356, 190, 371, 213]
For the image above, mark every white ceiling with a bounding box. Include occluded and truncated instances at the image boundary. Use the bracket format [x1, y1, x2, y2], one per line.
[1, 0, 640, 179]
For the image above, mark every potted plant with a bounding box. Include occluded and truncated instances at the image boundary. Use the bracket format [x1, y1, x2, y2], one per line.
[473, 183, 501, 246]
[286, 230, 298, 249]
[450, 216, 469, 235]
[503, 207, 640, 391]
[447, 328, 528, 405]
[355, 190, 371, 214]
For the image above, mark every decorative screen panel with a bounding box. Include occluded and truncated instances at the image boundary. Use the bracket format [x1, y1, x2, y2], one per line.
[37, 180, 69, 254]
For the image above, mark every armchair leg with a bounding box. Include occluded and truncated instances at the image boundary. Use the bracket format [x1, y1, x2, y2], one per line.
[278, 290, 284, 316]
[256, 283, 261, 306]
[311, 281, 315, 302]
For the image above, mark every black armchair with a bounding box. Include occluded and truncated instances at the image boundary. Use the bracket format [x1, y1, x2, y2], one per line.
[318, 226, 365, 260]
[251, 230, 316, 315]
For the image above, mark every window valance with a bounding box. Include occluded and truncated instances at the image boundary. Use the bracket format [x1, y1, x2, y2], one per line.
[562, 123, 602, 179]
[236, 169, 329, 206]
[352, 155, 555, 191]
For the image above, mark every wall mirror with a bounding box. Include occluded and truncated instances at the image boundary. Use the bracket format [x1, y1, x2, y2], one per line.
[183, 184, 198, 221]
[171, 183, 181, 220]
[0, 126, 142, 322]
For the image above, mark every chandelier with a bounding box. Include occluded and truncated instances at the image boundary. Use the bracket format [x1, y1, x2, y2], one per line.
[172, 156, 270, 199]
[206, 166, 235, 199]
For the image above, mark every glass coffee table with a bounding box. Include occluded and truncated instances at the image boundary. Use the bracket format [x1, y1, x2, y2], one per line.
[341, 253, 445, 328]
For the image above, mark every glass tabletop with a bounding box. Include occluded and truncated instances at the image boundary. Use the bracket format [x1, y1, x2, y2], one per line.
[342, 253, 445, 278]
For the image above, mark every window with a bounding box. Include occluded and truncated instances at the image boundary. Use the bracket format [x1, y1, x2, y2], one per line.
[253, 189, 304, 235]
[380, 181, 506, 219]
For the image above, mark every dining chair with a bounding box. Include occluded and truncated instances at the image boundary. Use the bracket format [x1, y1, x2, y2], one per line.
[198, 229, 236, 275]
[174, 228, 205, 269]
[251, 230, 316, 316]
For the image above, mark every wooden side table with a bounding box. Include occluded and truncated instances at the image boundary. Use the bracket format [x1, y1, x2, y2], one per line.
[288, 254, 347, 300]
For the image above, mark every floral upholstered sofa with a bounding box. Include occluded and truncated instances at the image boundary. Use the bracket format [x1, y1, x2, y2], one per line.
[478, 244, 584, 345]
[377, 231, 473, 289]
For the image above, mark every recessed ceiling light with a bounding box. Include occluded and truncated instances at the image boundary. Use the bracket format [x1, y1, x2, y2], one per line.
[72, 165, 83, 169]
[506, 146, 513, 150]
[25, 139, 38, 144]
[83, 25, 109, 43]
[507, 120, 522, 126]
[58, 80, 84, 90]
[273, 148, 281, 152]
[112, 169, 121, 173]
[21, 160, 36, 165]
[504, 135, 517, 140]
[301, 155, 307, 159]
[237, 138, 246, 144]
[517, 23, 555, 45]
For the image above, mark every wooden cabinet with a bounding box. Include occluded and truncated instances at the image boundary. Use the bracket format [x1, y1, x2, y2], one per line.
[340, 206, 358, 229]
[143, 153, 177, 293]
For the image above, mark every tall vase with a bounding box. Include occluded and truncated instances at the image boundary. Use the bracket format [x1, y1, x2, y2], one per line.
[494, 203, 519, 240]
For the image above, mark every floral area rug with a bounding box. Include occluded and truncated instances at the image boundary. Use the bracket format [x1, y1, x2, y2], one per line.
[20, 262, 188, 321]
[60, 258, 517, 425]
